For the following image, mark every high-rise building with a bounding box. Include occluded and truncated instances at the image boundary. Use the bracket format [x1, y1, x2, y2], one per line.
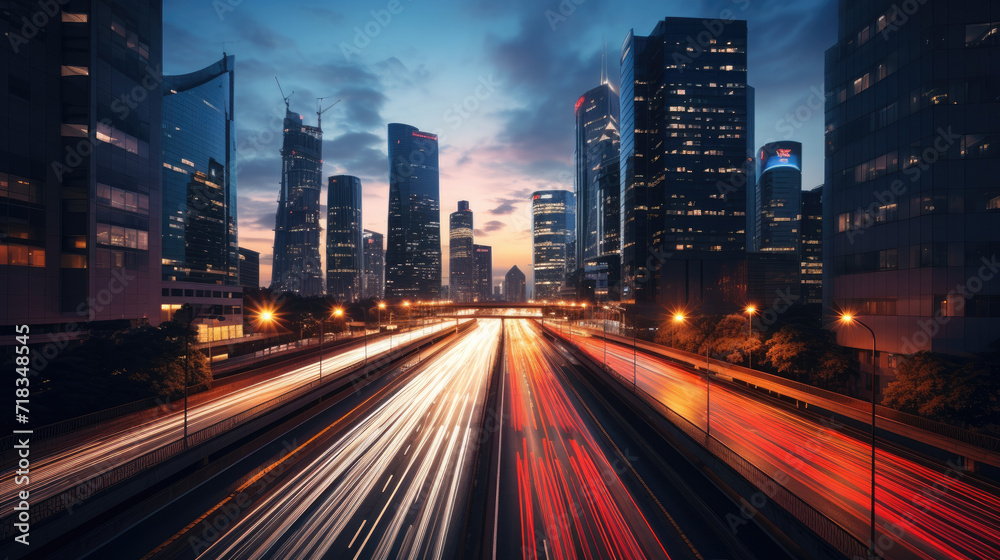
[574, 82, 620, 266]
[385, 123, 441, 300]
[532, 190, 575, 300]
[449, 201, 475, 302]
[362, 229, 384, 300]
[473, 244, 492, 302]
[326, 175, 363, 303]
[270, 108, 324, 296]
[160, 55, 243, 341]
[1, 0, 163, 344]
[800, 185, 823, 305]
[755, 141, 802, 253]
[824, 0, 1000, 397]
[620, 17, 753, 313]
[239, 247, 260, 289]
[504, 265, 526, 303]
[493, 285, 501, 300]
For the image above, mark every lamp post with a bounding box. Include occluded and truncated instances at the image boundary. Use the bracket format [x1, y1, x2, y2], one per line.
[745, 306, 756, 370]
[673, 313, 712, 436]
[178, 304, 225, 449]
[839, 314, 878, 560]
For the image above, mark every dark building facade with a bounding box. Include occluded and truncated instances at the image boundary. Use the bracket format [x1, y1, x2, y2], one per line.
[801, 185, 823, 305]
[620, 17, 753, 314]
[160, 54, 242, 340]
[362, 229, 384, 300]
[239, 247, 260, 289]
[824, 0, 1000, 397]
[473, 244, 492, 302]
[385, 123, 441, 300]
[2, 0, 163, 344]
[504, 265, 526, 303]
[326, 175, 363, 303]
[449, 200, 475, 302]
[270, 108, 324, 296]
[532, 190, 575, 300]
[575, 82, 620, 266]
[756, 141, 802, 253]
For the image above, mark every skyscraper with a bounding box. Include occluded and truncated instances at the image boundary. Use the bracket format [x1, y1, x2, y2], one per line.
[160, 55, 243, 340]
[620, 17, 753, 312]
[473, 244, 493, 302]
[575, 82, 620, 266]
[824, 0, 1000, 396]
[239, 247, 260, 289]
[755, 142, 802, 253]
[362, 230, 384, 300]
[449, 201, 475, 302]
[1, 0, 163, 342]
[326, 175, 363, 303]
[532, 190, 575, 300]
[800, 185, 823, 305]
[385, 123, 441, 300]
[271, 108, 324, 296]
[504, 265, 526, 303]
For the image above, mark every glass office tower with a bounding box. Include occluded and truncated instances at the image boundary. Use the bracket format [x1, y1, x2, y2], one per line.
[574, 82, 620, 266]
[800, 185, 823, 305]
[271, 108, 324, 296]
[532, 190, 575, 300]
[362, 229, 384, 300]
[756, 141, 802, 253]
[160, 54, 242, 340]
[1, 0, 163, 344]
[326, 175, 363, 303]
[504, 265, 526, 303]
[825, 0, 1000, 397]
[620, 17, 753, 313]
[449, 201, 475, 302]
[385, 123, 441, 300]
[474, 244, 493, 302]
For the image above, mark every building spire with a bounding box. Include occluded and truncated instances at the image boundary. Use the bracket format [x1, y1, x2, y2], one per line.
[601, 36, 607, 85]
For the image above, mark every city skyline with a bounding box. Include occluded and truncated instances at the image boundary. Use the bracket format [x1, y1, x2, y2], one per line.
[161, 0, 836, 289]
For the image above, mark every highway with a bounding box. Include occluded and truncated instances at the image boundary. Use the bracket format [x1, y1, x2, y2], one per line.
[567, 330, 1000, 560]
[0, 322, 458, 519]
[197, 319, 501, 559]
[495, 320, 671, 559]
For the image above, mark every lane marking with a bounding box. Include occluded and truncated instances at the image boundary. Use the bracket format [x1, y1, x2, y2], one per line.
[383, 475, 393, 492]
[349, 519, 367, 548]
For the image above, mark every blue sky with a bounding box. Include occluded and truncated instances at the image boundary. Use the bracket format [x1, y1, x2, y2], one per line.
[163, 0, 836, 287]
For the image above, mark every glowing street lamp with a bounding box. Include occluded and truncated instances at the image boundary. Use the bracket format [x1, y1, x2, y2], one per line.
[674, 312, 713, 436]
[838, 313, 878, 560]
[745, 305, 757, 370]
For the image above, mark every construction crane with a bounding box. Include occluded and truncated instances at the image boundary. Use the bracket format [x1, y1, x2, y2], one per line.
[317, 96, 341, 130]
[275, 76, 293, 110]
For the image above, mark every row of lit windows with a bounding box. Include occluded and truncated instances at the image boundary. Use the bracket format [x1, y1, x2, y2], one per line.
[0, 245, 44, 267]
[96, 224, 149, 250]
[97, 184, 150, 215]
[0, 172, 41, 204]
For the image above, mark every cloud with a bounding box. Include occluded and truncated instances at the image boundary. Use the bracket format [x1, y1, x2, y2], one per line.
[475, 220, 507, 236]
[489, 200, 518, 215]
[325, 131, 387, 179]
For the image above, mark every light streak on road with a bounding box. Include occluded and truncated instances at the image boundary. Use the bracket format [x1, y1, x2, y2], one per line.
[569, 332, 1000, 559]
[0, 321, 460, 519]
[199, 319, 502, 560]
[498, 320, 671, 560]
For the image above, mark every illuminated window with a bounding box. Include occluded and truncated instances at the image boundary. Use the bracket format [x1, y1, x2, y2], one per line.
[62, 12, 88, 23]
[61, 66, 89, 77]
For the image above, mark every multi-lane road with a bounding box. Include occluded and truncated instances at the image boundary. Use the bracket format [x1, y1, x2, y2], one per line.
[198, 319, 502, 559]
[0, 322, 456, 519]
[494, 320, 672, 560]
[567, 330, 1000, 560]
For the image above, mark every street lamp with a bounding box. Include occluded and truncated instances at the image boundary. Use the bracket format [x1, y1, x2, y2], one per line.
[177, 304, 225, 449]
[745, 305, 756, 370]
[674, 312, 713, 436]
[838, 313, 878, 560]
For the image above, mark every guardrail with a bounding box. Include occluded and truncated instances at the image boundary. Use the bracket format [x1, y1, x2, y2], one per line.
[545, 325, 869, 559]
[584, 327, 1000, 460]
[0, 325, 468, 540]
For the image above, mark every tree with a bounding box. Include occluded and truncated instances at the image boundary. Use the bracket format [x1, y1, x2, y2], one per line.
[882, 352, 1000, 428]
[654, 316, 713, 353]
[705, 314, 764, 365]
[764, 324, 851, 390]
